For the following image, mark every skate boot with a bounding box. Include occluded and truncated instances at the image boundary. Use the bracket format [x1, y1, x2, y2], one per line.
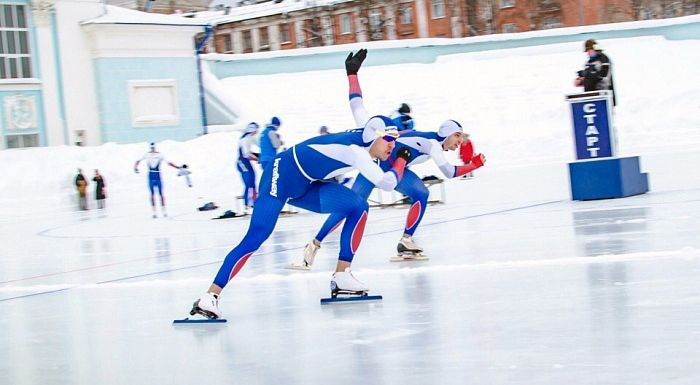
[189, 292, 221, 319]
[392, 235, 429, 262]
[330, 268, 369, 298]
[286, 241, 320, 270]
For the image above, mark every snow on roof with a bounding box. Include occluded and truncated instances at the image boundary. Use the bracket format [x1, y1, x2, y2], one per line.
[203, 0, 350, 26]
[82, 5, 209, 26]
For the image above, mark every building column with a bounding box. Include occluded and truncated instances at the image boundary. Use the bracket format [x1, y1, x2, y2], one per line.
[415, 0, 429, 38]
[294, 19, 305, 47]
[31, 4, 67, 146]
[232, 30, 243, 54]
[251, 27, 260, 52]
[354, 8, 367, 42]
[270, 24, 280, 51]
[385, 3, 397, 40]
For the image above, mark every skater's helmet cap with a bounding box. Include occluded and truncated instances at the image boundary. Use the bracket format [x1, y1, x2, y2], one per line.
[149, 142, 156, 148]
[584, 39, 600, 51]
[363, 115, 399, 144]
[245, 122, 259, 133]
[438, 120, 463, 140]
[270, 116, 281, 127]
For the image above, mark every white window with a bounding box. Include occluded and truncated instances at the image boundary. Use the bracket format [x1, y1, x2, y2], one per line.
[502, 23, 517, 33]
[542, 16, 562, 30]
[0, 5, 31, 79]
[259, 26, 269, 51]
[400, 6, 413, 25]
[221, 34, 232, 53]
[501, 0, 515, 8]
[431, 0, 445, 19]
[340, 13, 352, 34]
[279, 23, 290, 43]
[242, 30, 252, 52]
[5, 133, 38, 148]
[128, 80, 179, 127]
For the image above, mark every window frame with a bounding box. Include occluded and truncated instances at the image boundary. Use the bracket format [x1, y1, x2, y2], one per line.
[0, 4, 32, 80]
[431, 0, 445, 19]
[339, 13, 352, 35]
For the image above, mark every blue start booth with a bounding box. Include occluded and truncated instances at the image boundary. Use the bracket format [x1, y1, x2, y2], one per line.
[566, 91, 649, 200]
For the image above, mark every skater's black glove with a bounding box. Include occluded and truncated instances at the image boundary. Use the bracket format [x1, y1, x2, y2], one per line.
[396, 147, 413, 163]
[345, 49, 367, 75]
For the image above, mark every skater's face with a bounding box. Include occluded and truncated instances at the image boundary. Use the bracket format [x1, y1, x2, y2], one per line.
[442, 132, 465, 151]
[369, 137, 395, 160]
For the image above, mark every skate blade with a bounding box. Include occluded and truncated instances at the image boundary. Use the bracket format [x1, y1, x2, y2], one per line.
[173, 318, 227, 324]
[320, 295, 382, 304]
[285, 263, 311, 271]
[390, 254, 429, 262]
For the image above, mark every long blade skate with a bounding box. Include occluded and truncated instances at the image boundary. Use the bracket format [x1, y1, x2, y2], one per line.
[286, 262, 311, 271]
[320, 295, 382, 304]
[173, 318, 227, 324]
[320, 282, 382, 304]
[174, 299, 226, 324]
[390, 252, 430, 262]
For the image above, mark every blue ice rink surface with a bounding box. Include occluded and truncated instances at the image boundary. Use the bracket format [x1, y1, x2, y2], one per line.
[1, 153, 700, 385]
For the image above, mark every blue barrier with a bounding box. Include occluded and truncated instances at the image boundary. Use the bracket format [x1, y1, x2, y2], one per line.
[568, 157, 649, 200]
[566, 91, 649, 200]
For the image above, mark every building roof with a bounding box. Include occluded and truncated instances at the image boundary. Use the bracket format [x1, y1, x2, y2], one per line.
[82, 5, 209, 26]
[196, 0, 351, 26]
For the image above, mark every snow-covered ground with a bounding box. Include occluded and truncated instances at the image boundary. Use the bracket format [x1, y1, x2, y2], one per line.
[1, 32, 699, 385]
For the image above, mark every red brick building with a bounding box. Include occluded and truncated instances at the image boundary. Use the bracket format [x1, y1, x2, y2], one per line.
[205, 0, 697, 54]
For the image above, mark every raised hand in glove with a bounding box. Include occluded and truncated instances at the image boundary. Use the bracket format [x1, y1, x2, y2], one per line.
[471, 153, 486, 168]
[345, 48, 367, 75]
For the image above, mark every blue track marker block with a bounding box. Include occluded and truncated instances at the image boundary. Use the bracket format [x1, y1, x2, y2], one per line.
[568, 156, 649, 201]
[320, 295, 382, 305]
[173, 318, 227, 324]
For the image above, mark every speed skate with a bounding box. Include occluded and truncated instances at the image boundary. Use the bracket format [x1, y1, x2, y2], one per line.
[321, 268, 382, 304]
[390, 252, 430, 262]
[173, 318, 227, 324]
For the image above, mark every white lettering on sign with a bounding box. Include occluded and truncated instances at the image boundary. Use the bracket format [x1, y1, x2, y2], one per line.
[585, 126, 599, 135]
[582, 103, 600, 158]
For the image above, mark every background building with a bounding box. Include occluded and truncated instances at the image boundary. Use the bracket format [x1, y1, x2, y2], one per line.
[201, 0, 698, 54]
[0, 1, 207, 150]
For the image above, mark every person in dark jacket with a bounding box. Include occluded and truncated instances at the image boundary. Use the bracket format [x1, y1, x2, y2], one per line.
[575, 39, 616, 106]
[75, 169, 88, 210]
[93, 169, 106, 209]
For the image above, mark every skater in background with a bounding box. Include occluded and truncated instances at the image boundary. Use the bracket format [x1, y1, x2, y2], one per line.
[459, 134, 475, 179]
[390, 102, 414, 131]
[575, 39, 616, 106]
[294, 49, 486, 269]
[178, 164, 193, 188]
[319, 125, 330, 135]
[189, 115, 412, 320]
[75, 168, 88, 210]
[259, 116, 283, 170]
[93, 169, 106, 209]
[237, 122, 260, 214]
[133, 142, 182, 218]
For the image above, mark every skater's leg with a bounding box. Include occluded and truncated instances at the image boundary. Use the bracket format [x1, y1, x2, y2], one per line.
[210, 195, 285, 293]
[395, 170, 429, 237]
[289, 182, 369, 271]
[313, 175, 374, 244]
